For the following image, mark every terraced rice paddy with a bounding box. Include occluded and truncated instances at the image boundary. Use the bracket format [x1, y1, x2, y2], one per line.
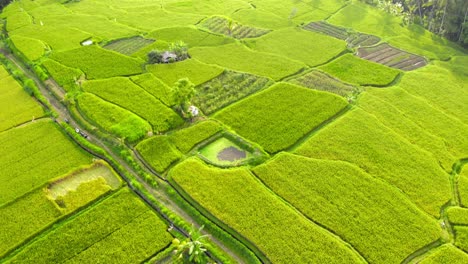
[1, 0, 467, 262]
[198, 16, 270, 39]
[357, 43, 427, 71]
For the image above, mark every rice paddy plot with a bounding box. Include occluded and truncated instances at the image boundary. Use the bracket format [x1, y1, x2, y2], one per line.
[447, 207, 468, 225]
[169, 158, 365, 264]
[454, 226, 468, 253]
[253, 153, 441, 264]
[193, 70, 273, 115]
[230, 9, 290, 30]
[170, 120, 223, 153]
[0, 120, 92, 205]
[147, 58, 224, 86]
[246, 28, 346, 66]
[117, 9, 204, 32]
[4, 188, 173, 264]
[213, 82, 348, 153]
[318, 54, 400, 86]
[82, 77, 183, 132]
[163, 0, 251, 16]
[9, 35, 46, 61]
[357, 43, 427, 71]
[287, 70, 357, 97]
[198, 16, 271, 39]
[303, 21, 349, 40]
[0, 187, 61, 258]
[103, 36, 155, 56]
[130, 73, 173, 106]
[51, 46, 144, 79]
[458, 167, 468, 207]
[41, 59, 83, 93]
[0, 67, 44, 132]
[136, 135, 183, 174]
[346, 33, 380, 48]
[189, 43, 305, 81]
[295, 108, 451, 217]
[148, 26, 234, 48]
[77, 93, 151, 143]
[419, 244, 468, 264]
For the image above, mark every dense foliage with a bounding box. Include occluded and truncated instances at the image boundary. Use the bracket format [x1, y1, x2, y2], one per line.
[214, 83, 348, 153]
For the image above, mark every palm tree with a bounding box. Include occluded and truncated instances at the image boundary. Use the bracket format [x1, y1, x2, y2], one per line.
[173, 225, 210, 264]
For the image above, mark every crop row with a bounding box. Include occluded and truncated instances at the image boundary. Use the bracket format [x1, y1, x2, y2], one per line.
[199, 16, 270, 39]
[193, 70, 273, 115]
[82, 77, 183, 132]
[214, 82, 348, 153]
[295, 108, 452, 217]
[0, 120, 92, 205]
[169, 158, 365, 263]
[253, 153, 441, 263]
[77, 93, 151, 142]
[4, 188, 172, 263]
[357, 43, 427, 71]
[347, 33, 380, 48]
[303, 21, 349, 40]
[0, 66, 44, 132]
[287, 69, 356, 97]
[103, 36, 155, 56]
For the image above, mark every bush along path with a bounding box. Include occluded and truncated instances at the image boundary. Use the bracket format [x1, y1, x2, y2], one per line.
[0, 47, 242, 264]
[403, 158, 468, 263]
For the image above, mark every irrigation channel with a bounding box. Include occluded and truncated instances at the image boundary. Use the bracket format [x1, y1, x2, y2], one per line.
[0, 48, 247, 264]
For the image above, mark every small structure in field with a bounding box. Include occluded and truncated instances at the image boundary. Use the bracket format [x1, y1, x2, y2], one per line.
[81, 39, 93, 46]
[188, 105, 199, 117]
[162, 51, 178, 63]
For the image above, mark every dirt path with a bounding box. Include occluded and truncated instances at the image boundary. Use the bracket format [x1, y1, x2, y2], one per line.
[0, 49, 245, 263]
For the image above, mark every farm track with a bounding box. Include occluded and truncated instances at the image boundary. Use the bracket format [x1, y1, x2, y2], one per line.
[0, 49, 245, 264]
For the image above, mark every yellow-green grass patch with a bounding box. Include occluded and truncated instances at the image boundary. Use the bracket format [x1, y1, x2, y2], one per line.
[146, 58, 224, 86]
[419, 244, 468, 264]
[0, 68, 44, 132]
[253, 153, 442, 263]
[295, 108, 451, 217]
[9, 35, 46, 61]
[0, 120, 92, 205]
[246, 28, 346, 66]
[169, 158, 365, 263]
[190, 43, 305, 81]
[318, 54, 400, 86]
[136, 135, 183, 174]
[214, 82, 348, 153]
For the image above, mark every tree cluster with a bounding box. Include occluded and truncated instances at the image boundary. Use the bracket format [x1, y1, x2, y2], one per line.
[147, 41, 189, 64]
[360, 0, 468, 48]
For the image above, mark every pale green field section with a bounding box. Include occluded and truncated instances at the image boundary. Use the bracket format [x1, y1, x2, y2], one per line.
[170, 158, 365, 264]
[253, 153, 441, 264]
[296, 108, 451, 217]
[0, 120, 92, 205]
[4, 188, 173, 264]
[0, 66, 44, 132]
[0, 162, 120, 258]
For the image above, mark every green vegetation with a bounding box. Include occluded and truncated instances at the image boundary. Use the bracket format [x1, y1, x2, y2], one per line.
[41, 59, 82, 93]
[253, 153, 441, 263]
[296, 109, 451, 217]
[51, 46, 143, 79]
[136, 136, 182, 174]
[82, 77, 183, 132]
[147, 59, 224, 86]
[169, 158, 365, 264]
[199, 16, 270, 39]
[0, 188, 61, 257]
[9, 35, 46, 61]
[54, 178, 111, 213]
[103, 36, 154, 56]
[447, 207, 468, 225]
[454, 226, 468, 252]
[5, 188, 172, 264]
[163, 0, 250, 16]
[130, 73, 173, 106]
[0, 120, 92, 205]
[194, 70, 273, 115]
[287, 70, 357, 97]
[246, 28, 346, 66]
[170, 120, 223, 153]
[190, 43, 305, 81]
[77, 93, 151, 142]
[149, 26, 234, 47]
[318, 54, 400, 86]
[214, 83, 348, 153]
[419, 244, 468, 264]
[0, 67, 44, 132]
[459, 167, 468, 207]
